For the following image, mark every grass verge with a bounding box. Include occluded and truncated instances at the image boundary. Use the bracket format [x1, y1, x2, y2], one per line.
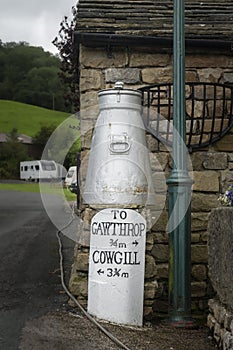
[0, 182, 77, 202]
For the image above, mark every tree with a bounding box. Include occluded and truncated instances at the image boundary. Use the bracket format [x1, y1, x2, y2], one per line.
[52, 3, 79, 113]
[33, 124, 57, 145]
[0, 41, 69, 111]
[15, 66, 65, 110]
[32, 124, 81, 169]
[0, 128, 29, 179]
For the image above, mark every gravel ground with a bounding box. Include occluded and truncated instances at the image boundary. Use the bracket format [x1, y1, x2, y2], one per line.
[19, 310, 216, 350]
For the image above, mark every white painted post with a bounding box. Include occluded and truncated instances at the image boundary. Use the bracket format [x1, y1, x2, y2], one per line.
[88, 208, 146, 326]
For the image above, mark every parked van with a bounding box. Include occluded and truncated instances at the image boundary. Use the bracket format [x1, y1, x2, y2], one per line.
[64, 166, 77, 187]
[20, 160, 67, 181]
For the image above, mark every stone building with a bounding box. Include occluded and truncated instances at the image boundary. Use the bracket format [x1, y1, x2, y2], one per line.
[69, 0, 233, 322]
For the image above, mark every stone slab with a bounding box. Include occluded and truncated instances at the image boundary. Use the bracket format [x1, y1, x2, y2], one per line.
[208, 208, 233, 310]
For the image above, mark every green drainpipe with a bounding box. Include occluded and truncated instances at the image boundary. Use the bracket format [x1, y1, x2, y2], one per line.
[166, 0, 195, 328]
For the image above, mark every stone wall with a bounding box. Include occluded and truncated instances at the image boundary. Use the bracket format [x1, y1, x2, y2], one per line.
[208, 299, 233, 350]
[207, 208, 233, 349]
[69, 44, 233, 320]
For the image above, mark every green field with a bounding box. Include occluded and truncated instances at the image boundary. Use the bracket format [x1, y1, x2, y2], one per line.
[0, 100, 70, 137]
[0, 182, 76, 202]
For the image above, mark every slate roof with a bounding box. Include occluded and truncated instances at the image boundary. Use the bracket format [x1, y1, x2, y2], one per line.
[0, 133, 32, 144]
[76, 0, 233, 40]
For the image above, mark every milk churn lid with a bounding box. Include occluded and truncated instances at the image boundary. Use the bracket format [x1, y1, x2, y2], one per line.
[98, 82, 142, 110]
[98, 81, 142, 97]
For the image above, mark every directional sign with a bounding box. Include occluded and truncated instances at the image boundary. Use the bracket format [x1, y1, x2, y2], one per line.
[87, 208, 146, 326]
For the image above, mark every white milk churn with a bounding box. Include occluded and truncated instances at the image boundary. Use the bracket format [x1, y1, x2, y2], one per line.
[83, 82, 155, 207]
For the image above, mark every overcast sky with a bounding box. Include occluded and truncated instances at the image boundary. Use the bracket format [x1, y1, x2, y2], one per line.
[0, 0, 77, 55]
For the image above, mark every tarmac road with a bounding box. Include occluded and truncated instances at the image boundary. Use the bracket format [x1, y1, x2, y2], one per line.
[0, 190, 217, 350]
[0, 190, 75, 350]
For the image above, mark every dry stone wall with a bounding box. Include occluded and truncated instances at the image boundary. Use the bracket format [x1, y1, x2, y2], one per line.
[69, 44, 233, 320]
[207, 208, 233, 349]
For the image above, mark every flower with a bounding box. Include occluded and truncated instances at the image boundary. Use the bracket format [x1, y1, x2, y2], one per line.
[218, 185, 233, 206]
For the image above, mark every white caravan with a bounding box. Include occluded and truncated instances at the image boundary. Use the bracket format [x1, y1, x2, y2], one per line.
[64, 166, 77, 187]
[20, 160, 67, 181]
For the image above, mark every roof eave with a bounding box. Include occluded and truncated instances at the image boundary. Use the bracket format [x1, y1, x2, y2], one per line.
[74, 32, 233, 53]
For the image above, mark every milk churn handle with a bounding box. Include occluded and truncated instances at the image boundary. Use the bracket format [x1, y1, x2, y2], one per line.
[109, 141, 131, 153]
[109, 134, 131, 154]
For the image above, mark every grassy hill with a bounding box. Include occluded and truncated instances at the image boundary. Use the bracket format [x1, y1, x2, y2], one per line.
[0, 100, 70, 137]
